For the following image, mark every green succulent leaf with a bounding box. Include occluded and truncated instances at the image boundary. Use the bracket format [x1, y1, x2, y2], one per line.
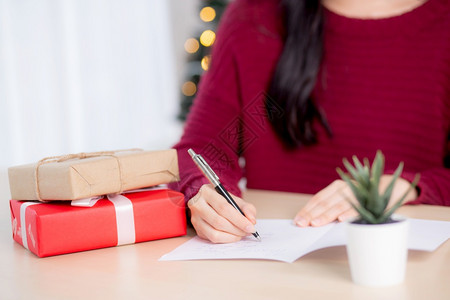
[342, 158, 364, 185]
[336, 188, 378, 224]
[378, 173, 420, 223]
[366, 151, 385, 217]
[380, 162, 404, 205]
[336, 150, 419, 224]
[352, 155, 370, 187]
[367, 179, 384, 218]
[348, 201, 378, 224]
[336, 168, 368, 207]
[363, 157, 370, 169]
[371, 151, 384, 187]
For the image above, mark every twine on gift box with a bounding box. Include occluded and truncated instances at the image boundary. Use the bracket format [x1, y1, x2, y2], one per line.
[34, 148, 142, 201]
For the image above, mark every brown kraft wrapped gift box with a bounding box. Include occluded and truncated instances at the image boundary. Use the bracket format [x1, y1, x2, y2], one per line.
[8, 149, 179, 201]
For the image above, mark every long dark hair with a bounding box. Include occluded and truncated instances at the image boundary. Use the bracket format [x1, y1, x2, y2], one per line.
[266, 0, 332, 148]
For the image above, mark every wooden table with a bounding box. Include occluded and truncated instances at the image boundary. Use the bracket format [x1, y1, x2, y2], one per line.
[0, 187, 449, 300]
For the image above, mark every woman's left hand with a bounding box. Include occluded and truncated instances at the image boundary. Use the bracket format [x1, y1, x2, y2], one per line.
[293, 175, 418, 227]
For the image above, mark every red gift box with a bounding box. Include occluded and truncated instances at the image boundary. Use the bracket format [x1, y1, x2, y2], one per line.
[10, 189, 186, 257]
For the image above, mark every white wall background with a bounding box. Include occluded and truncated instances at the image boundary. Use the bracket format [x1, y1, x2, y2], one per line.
[0, 0, 200, 171]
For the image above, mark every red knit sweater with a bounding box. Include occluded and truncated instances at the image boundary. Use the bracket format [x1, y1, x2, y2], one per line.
[172, 0, 450, 206]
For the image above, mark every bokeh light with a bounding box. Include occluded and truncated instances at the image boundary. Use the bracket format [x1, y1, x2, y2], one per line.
[201, 55, 211, 71]
[200, 7, 216, 22]
[199, 30, 216, 47]
[184, 38, 199, 54]
[181, 81, 197, 97]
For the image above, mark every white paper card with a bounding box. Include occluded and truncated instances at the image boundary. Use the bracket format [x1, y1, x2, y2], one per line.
[159, 218, 450, 263]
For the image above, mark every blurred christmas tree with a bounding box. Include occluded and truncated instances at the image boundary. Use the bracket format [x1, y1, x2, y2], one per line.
[178, 0, 228, 121]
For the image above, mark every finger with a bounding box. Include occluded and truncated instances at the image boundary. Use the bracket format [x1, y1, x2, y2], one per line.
[300, 180, 346, 212]
[232, 194, 257, 224]
[310, 200, 353, 226]
[295, 191, 347, 227]
[294, 181, 344, 224]
[295, 181, 350, 227]
[188, 186, 248, 237]
[194, 217, 243, 244]
[202, 187, 256, 234]
[295, 200, 338, 227]
[200, 202, 248, 237]
[337, 209, 358, 222]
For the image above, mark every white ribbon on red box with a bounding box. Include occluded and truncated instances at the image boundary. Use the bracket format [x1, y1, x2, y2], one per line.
[20, 202, 41, 250]
[71, 193, 136, 245]
[19, 186, 168, 250]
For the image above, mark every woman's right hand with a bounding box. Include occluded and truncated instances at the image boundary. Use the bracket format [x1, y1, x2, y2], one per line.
[188, 184, 257, 243]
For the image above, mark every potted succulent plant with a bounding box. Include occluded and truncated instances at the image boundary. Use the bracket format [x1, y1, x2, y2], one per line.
[337, 151, 419, 287]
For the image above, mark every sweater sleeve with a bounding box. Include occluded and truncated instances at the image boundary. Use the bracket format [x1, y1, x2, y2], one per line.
[403, 168, 450, 206]
[404, 79, 450, 206]
[169, 2, 245, 201]
[405, 6, 450, 206]
[404, 125, 450, 206]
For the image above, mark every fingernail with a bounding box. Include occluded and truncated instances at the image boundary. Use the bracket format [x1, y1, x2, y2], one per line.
[311, 218, 321, 226]
[245, 224, 255, 233]
[295, 217, 307, 227]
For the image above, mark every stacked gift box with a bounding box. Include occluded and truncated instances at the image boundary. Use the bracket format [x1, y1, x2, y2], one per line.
[8, 149, 186, 257]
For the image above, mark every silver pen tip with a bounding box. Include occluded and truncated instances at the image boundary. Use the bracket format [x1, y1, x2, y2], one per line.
[254, 232, 262, 242]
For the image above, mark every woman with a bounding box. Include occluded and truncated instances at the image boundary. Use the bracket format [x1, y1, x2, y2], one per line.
[171, 0, 450, 243]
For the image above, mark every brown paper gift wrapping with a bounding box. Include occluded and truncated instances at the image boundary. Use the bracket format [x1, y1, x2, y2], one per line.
[8, 149, 179, 201]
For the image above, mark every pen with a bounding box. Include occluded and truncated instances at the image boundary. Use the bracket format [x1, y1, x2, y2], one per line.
[188, 148, 261, 241]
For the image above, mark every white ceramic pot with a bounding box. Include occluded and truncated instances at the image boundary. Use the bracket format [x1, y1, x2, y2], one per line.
[346, 216, 409, 287]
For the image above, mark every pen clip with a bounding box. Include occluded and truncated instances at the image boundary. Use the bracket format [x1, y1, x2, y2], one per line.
[197, 155, 220, 182]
